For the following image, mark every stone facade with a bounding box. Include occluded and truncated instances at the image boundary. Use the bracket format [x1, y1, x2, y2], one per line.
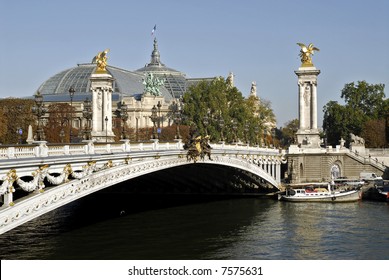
[287, 147, 385, 183]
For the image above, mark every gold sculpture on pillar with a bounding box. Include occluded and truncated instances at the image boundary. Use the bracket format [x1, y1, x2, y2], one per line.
[92, 49, 110, 73]
[297, 43, 319, 67]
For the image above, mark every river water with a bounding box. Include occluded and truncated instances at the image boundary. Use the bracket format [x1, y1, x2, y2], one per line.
[1, 192, 389, 260]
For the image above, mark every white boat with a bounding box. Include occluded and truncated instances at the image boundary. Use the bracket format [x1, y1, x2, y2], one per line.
[278, 183, 362, 202]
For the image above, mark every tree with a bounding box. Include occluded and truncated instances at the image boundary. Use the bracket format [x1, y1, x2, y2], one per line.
[322, 81, 386, 147]
[0, 98, 35, 144]
[44, 103, 75, 143]
[322, 101, 350, 145]
[361, 119, 386, 148]
[341, 81, 385, 119]
[182, 77, 276, 144]
[279, 119, 299, 147]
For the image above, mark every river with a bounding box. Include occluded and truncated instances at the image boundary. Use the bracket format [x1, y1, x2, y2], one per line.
[1, 192, 389, 260]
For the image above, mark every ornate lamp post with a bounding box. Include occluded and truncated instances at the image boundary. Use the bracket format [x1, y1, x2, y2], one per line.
[105, 116, 108, 143]
[203, 113, 209, 135]
[119, 101, 129, 139]
[232, 119, 238, 143]
[32, 91, 47, 141]
[263, 128, 268, 147]
[150, 105, 158, 139]
[254, 126, 259, 146]
[157, 100, 162, 127]
[68, 86, 75, 143]
[173, 101, 182, 140]
[244, 122, 249, 144]
[219, 116, 225, 142]
[271, 128, 276, 147]
[82, 98, 92, 140]
[59, 129, 65, 143]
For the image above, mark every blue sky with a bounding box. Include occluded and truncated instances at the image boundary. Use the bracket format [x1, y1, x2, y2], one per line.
[0, 0, 388, 127]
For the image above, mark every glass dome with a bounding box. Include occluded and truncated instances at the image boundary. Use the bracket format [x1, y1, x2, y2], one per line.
[135, 38, 188, 99]
[37, 63, 173, 101]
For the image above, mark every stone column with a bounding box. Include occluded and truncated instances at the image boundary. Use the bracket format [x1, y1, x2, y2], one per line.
[294, 67, 321, 146]
[276, 162, 281, 183]
[90, 73, 116, 142]
[311, 81, 318, 130]
[298, 81, 305, 130]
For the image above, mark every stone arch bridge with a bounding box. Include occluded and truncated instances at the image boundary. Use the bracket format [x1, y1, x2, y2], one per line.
[0, 140, 286, 235]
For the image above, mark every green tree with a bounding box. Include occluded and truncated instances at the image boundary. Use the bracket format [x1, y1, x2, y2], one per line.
[361, 119, 386, 148]
[280, 119, 299, 146]
[323, 81, 386, 147]
[322, 101, 350, 145]
[182, 77, 275, 144]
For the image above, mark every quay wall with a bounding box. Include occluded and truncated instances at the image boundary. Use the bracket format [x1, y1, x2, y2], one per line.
[287, 146, 387, 184]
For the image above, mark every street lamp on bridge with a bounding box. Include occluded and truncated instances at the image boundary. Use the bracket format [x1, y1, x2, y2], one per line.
[218, 115, 225, 142]
[119, 101, 129, 139]
[82, 98, 92, 140]
[32, 91, 47, 142]
[105, 116, 108, 143]
[150, 105, 158, 139]
[68, 86, 75, 143]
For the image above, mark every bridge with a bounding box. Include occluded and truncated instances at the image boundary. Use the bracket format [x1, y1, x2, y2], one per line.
[0, 140, 286, 234]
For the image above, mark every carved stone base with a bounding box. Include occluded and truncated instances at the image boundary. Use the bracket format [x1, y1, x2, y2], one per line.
[296, 130, 321, 148]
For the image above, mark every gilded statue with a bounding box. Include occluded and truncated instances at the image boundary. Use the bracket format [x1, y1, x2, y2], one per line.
[297, 43, 319, 67]
[93, 49, 110, 73]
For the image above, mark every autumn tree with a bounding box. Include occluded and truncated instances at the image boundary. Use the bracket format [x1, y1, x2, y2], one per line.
[0, 98, 35, 144]
[44, 103, 76, 143]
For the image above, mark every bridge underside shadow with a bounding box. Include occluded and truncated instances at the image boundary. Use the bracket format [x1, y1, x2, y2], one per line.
[101, 163, 279, 197]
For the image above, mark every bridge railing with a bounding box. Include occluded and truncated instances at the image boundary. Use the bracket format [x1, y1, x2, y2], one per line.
[0, 140, 186, 160]
[0, 140, 283, 160]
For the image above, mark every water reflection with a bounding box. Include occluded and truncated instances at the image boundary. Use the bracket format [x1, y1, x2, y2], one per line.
[1, 196, 389, 260]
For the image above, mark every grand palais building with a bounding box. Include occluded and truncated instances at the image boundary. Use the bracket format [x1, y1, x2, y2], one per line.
[36, 38, 216, 137]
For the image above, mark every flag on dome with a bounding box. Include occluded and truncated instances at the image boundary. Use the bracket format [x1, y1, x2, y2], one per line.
[151, 24, 156, 36]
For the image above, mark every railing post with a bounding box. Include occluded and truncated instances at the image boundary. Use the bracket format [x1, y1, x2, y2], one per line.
[82, 140, 95, 154]
[150, 139, 159, 150]
[7, 147, 15, 159]
[121, 139, 130, 152]
[3, 191, 14, 207]
[64, 145, 70, 155]
[39, 141, 48, 157]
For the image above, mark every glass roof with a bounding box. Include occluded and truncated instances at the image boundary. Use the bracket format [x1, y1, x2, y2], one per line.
[37, 64, 173, 101]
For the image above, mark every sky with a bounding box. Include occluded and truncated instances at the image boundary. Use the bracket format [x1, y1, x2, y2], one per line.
[0, 0, 388, 127]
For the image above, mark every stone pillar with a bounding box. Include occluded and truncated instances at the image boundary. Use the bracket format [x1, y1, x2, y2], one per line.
[90, 73, 116, 143]
[295, 67, 321, 147]
[298, 81, 305, 130]
[276, 162, 281, 183]
[312, 81, 318, 130]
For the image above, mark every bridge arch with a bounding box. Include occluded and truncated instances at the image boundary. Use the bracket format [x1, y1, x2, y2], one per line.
[0, 154, 281, 235]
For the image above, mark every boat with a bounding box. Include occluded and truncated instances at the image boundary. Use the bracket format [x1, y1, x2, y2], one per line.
[362, 184, 389, 202]
[278, 183, 362, 202]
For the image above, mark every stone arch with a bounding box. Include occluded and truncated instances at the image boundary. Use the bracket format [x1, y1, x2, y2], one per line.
[330, 161, 342, 180]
